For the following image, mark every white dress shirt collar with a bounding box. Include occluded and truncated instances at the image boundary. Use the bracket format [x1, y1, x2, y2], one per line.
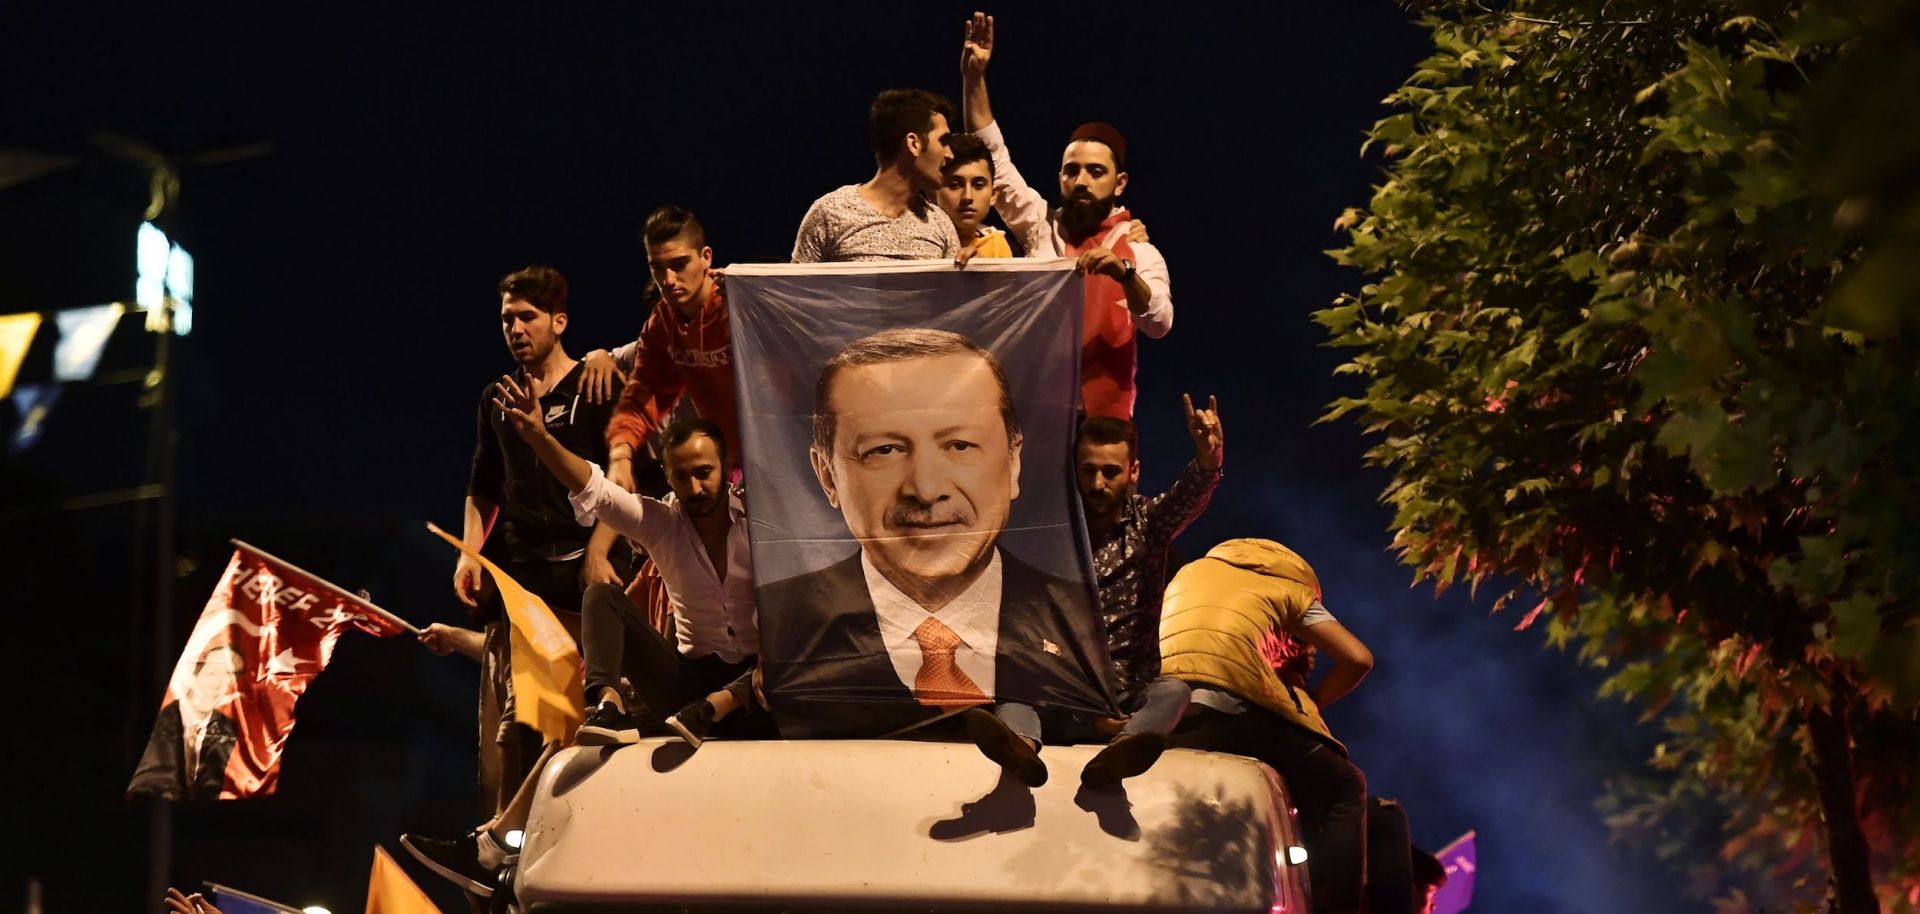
[862, 548, 1002, 698]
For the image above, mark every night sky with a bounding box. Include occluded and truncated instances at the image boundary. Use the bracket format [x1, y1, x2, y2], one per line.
[4, 4, 1693, 912]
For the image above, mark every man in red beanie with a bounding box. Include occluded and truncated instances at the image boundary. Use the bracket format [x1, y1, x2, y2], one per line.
[959, 11, 1174, 419]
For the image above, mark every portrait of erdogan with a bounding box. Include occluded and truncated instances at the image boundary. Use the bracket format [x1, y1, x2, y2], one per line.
[757, 327, 1108, 737]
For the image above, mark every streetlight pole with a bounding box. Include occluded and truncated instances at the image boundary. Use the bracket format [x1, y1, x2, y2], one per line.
[141, 294, 177, 913]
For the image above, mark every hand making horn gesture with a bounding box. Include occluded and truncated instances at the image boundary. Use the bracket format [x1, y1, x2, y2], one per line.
[1184, 394, 1223, 472]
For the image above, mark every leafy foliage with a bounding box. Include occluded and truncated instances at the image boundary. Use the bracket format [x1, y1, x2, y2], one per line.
[1320, 1, 1920, 909]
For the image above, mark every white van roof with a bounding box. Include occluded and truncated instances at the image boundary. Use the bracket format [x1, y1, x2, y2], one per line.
[516, 738, 1309, 912]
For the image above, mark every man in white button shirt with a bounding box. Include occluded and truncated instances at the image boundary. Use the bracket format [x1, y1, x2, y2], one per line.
[758, 328, 1112, 773]
[475, 408, 761, 747]
[402, 411, 763, 899]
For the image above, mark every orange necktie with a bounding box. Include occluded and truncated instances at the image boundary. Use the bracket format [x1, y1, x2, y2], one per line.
[912, 617, 989, 707]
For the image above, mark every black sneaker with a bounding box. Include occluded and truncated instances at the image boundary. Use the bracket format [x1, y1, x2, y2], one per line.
[1080, 731, 1168, 790]
[963, 708, 1048, 788]
[666, 699, 715, 749]
[577, 702, 641, 746]
[401, 832, 498, 897]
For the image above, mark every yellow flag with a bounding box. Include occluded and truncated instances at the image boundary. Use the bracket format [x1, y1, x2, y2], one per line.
[366, 845, 441, 914]
[0, 312, 43, 398]
[426, 523, 584, 744]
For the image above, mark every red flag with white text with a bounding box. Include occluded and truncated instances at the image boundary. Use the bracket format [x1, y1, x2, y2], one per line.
[129, 544, 410, 800]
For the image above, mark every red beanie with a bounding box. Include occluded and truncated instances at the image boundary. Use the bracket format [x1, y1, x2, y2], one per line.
[1069, 122, 1127, 169]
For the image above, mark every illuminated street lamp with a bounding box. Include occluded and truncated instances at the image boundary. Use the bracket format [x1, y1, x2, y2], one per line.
[136, 221, 193, 336]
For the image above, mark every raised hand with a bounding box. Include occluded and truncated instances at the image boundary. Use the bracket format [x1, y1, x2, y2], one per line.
[962, 11, 994, 80]
[491, 374, 548, 445]
[1184, 394, 1223, 471]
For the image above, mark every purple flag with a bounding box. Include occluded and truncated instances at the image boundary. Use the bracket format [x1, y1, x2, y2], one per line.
[1431, 830, 1477, 914]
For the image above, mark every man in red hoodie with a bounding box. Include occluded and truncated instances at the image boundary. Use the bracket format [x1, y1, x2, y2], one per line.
[958, 12, 1174, 420]
[586, 206, 741, 488]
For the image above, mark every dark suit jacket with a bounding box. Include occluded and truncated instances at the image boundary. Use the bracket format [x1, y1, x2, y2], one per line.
[128, 701, 238, 801]
[758, 549, 1117, 738]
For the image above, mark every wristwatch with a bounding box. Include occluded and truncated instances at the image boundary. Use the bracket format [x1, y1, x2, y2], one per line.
[1120, 259, 1137, 283]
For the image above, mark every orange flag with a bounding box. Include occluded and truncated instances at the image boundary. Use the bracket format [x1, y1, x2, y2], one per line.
[426, 523, 584, 744]
[366, 845, 439, 914]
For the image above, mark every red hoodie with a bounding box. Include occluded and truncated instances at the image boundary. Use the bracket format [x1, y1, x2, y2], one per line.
[606, 278, 740, 468]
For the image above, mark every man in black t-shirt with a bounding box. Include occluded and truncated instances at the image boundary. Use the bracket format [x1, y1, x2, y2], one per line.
[453, 265, 633, 825]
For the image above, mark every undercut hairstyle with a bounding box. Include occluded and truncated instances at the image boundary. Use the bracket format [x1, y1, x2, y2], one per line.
[812, 328, 1021, 457]
[659, 416, 727, 466]
[499, 265, 569, 315]
[643, 204, 707, 250]
[1077, 415, 1139, 463]
[944, 132, 994, 178]
[869, 89, 957, 165]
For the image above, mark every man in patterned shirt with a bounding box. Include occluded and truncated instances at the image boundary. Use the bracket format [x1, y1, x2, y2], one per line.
[961, 394, 1222, 787]
[1080, 395, 1223, 706]
[792, 89, 963, 263]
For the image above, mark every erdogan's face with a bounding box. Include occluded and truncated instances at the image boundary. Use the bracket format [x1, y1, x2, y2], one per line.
[811, 353, 1021, 602]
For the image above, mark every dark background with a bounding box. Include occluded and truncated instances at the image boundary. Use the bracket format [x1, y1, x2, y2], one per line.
[1, 3, 1692, 912]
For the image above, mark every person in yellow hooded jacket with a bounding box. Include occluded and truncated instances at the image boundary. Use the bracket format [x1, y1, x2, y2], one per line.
[1153, 538, 1377, 914]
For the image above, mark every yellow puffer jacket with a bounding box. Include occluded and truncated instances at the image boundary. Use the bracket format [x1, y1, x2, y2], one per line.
[1158, 538, 1339, 749]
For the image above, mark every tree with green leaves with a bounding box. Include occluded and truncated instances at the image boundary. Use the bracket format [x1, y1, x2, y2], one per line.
[1319, 1, 1920, 910]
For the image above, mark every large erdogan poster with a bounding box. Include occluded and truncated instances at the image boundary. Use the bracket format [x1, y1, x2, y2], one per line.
[726, 260, 1115, 737]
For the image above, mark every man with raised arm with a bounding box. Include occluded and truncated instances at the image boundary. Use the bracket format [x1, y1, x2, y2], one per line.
[793, 89, 964, 263]
[961, 395, 1223, 788]
[404, 407, 761, 899]
[959, 12, 1175, 419]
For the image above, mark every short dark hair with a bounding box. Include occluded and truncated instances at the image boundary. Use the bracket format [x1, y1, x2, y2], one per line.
[499, 265, 569, 315]
[944, 132, 994, 178]
[660, 417, 727, 466]
[869, 89, 957, 165]
[643, 205, 707, 250]
[1077, 415, 1138, 463]
[812, 328, 1020, 457]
